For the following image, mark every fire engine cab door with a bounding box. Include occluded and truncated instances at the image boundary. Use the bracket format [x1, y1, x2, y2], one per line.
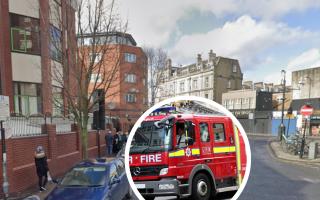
[211, 121, 237, 179]
[170, 120, 199, 174]
[199, 122, 212, 162]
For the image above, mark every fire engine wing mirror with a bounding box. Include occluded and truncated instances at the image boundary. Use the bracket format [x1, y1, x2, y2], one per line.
[184, 121, 195, 129]
[155, 116, 175, 128]
[186, 137, 194, 146]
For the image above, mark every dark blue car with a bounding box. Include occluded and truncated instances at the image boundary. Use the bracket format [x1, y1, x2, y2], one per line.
[45, 158, 132, 200]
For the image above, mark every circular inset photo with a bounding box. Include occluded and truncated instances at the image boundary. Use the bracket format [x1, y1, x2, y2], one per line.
[125, 96, 251, 200]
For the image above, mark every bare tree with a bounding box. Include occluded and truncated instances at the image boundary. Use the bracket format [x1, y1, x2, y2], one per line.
[144, 47, 167, 106]
[48, 0, 127, 159]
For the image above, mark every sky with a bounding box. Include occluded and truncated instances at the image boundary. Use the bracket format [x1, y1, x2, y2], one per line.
[118, 0, 320, 85]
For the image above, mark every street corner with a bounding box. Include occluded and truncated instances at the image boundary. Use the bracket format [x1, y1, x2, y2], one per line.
[268, 139, 320, 168]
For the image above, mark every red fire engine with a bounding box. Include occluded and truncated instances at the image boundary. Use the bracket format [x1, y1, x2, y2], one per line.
[129, 107, 247, 200]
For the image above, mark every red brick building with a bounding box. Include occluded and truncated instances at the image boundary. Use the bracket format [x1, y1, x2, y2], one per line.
[0, 0, 76, 116]
[80, 32, 148, 132]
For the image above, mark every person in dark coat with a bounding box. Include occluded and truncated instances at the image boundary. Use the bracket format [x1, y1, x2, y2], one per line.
[112, 131, 120, 154]
[105, 130, 113, 157]
[34, 146, 48, 191]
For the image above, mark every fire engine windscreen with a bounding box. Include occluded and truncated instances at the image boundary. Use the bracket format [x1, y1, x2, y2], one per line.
[130, 119, 174, 154]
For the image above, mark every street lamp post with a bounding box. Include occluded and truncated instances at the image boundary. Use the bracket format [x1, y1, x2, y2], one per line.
[279, 70, 286, 141]
[303, 76, 312, 137]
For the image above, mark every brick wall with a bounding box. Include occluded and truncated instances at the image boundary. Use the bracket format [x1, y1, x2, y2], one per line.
[0, 124, 108, 197]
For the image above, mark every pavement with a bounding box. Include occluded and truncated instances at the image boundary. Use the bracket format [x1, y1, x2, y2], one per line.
[239, 137, 320, 200]
[268, 138, 320, 167]
[15, 181, 56, 200]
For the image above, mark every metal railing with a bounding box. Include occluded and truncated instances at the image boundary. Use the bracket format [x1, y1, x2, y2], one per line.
[5, 115, 46, 137]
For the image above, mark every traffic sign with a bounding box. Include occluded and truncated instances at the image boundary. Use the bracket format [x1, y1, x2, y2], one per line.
[300, 104, 313, 116]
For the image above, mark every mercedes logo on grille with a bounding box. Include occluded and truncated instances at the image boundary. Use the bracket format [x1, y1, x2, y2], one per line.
[133, 167, 141, 176]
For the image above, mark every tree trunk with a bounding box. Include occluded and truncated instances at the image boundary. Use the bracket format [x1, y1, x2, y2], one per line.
[81, 125, 88, 159]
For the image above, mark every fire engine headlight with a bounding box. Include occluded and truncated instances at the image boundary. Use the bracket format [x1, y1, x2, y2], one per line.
[159, 167, 168, 176]
[158, 183, 175, 190]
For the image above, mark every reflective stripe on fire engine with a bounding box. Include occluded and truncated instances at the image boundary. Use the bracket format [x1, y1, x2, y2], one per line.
[169, 150, 185, 157]
[234, 124, 242, 185]
[213, 146, 236, 154]
[169, 148, 201, 157]
[191, 148, 200, 155]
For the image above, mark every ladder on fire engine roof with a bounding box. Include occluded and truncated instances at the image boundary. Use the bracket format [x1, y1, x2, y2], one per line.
[175, 101, 225, 116]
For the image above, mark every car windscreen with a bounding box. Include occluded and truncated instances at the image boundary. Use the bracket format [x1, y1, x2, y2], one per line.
[130, 121, 173, 153]
[60, 166, 107, 187]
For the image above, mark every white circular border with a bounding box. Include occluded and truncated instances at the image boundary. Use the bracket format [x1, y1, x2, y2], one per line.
[125, 96, 252, 200]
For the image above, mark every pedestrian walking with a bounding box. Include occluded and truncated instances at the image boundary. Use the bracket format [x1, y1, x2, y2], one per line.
[113, 130, 120, 154]
[105, 130, 113, 157]
[34, 146, 49, 192]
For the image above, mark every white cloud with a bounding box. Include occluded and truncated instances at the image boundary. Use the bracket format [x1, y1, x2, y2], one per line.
[118, 0, 236, 47]
[263, 48, 320, 84]
[118, 0, 320, 47]
[288, 48, 320, 71]
[169, 15, 314, 68]
[236, 0, 320, 19]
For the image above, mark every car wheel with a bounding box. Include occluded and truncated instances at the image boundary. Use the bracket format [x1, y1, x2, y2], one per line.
[191, 173, 212, 200]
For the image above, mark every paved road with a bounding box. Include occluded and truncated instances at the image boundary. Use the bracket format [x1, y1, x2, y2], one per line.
[239, 137, 320, 200]
[154, 191, 236, 200]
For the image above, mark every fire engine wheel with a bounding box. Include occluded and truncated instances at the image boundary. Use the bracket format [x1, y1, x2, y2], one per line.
[192, 173, 212, 200]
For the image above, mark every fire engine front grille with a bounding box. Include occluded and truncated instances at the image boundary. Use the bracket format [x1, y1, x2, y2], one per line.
[130, 165, 168, 177]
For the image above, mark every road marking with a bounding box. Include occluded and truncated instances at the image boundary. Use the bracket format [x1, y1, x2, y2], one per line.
[301, 177, 320, 183]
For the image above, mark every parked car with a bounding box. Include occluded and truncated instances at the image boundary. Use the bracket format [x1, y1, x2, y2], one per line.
[116, 142, 126, 158]
[45, 158, 132, 200]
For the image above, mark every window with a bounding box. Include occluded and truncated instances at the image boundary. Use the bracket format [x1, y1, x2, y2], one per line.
[233, 64, 237, 73]
[50, 26, 62, 62]
[205, 77, 209, 88]
[90, 73, 102, 83]
[125, 93, 136, 103]
[10, 14, 40, 54]
[124, 53, 136, 63]
[223, 100, 227, 107]
[49, 0, 62, 29]
[213, 123, 226, 142]
[14, 82, 42, 115]
[229, 99, 234, 109]
[176, 121, 195, 148]
[125, 74, 136, 83]
[227, 80, 231, 89]
[170, 84, 174, 93]
[200, 123, 210, 142]
[89, 53, 102, 63]
[193, 79, 198, 90]
[52, 87, 63, 116]
[205, 94, 209, 99]
[180, 81, 185, 92]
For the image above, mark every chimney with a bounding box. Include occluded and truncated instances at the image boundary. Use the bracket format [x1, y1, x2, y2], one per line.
[166, 58, 172, 69]
[197, 54, 202, 66]
[208, 49, 216, 63]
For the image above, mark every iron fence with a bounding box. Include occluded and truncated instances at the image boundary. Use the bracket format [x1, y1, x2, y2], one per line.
[5, 115, 46, 137]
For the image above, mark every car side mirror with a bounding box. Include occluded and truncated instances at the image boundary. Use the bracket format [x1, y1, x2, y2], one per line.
[186, 137, 194, 146]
